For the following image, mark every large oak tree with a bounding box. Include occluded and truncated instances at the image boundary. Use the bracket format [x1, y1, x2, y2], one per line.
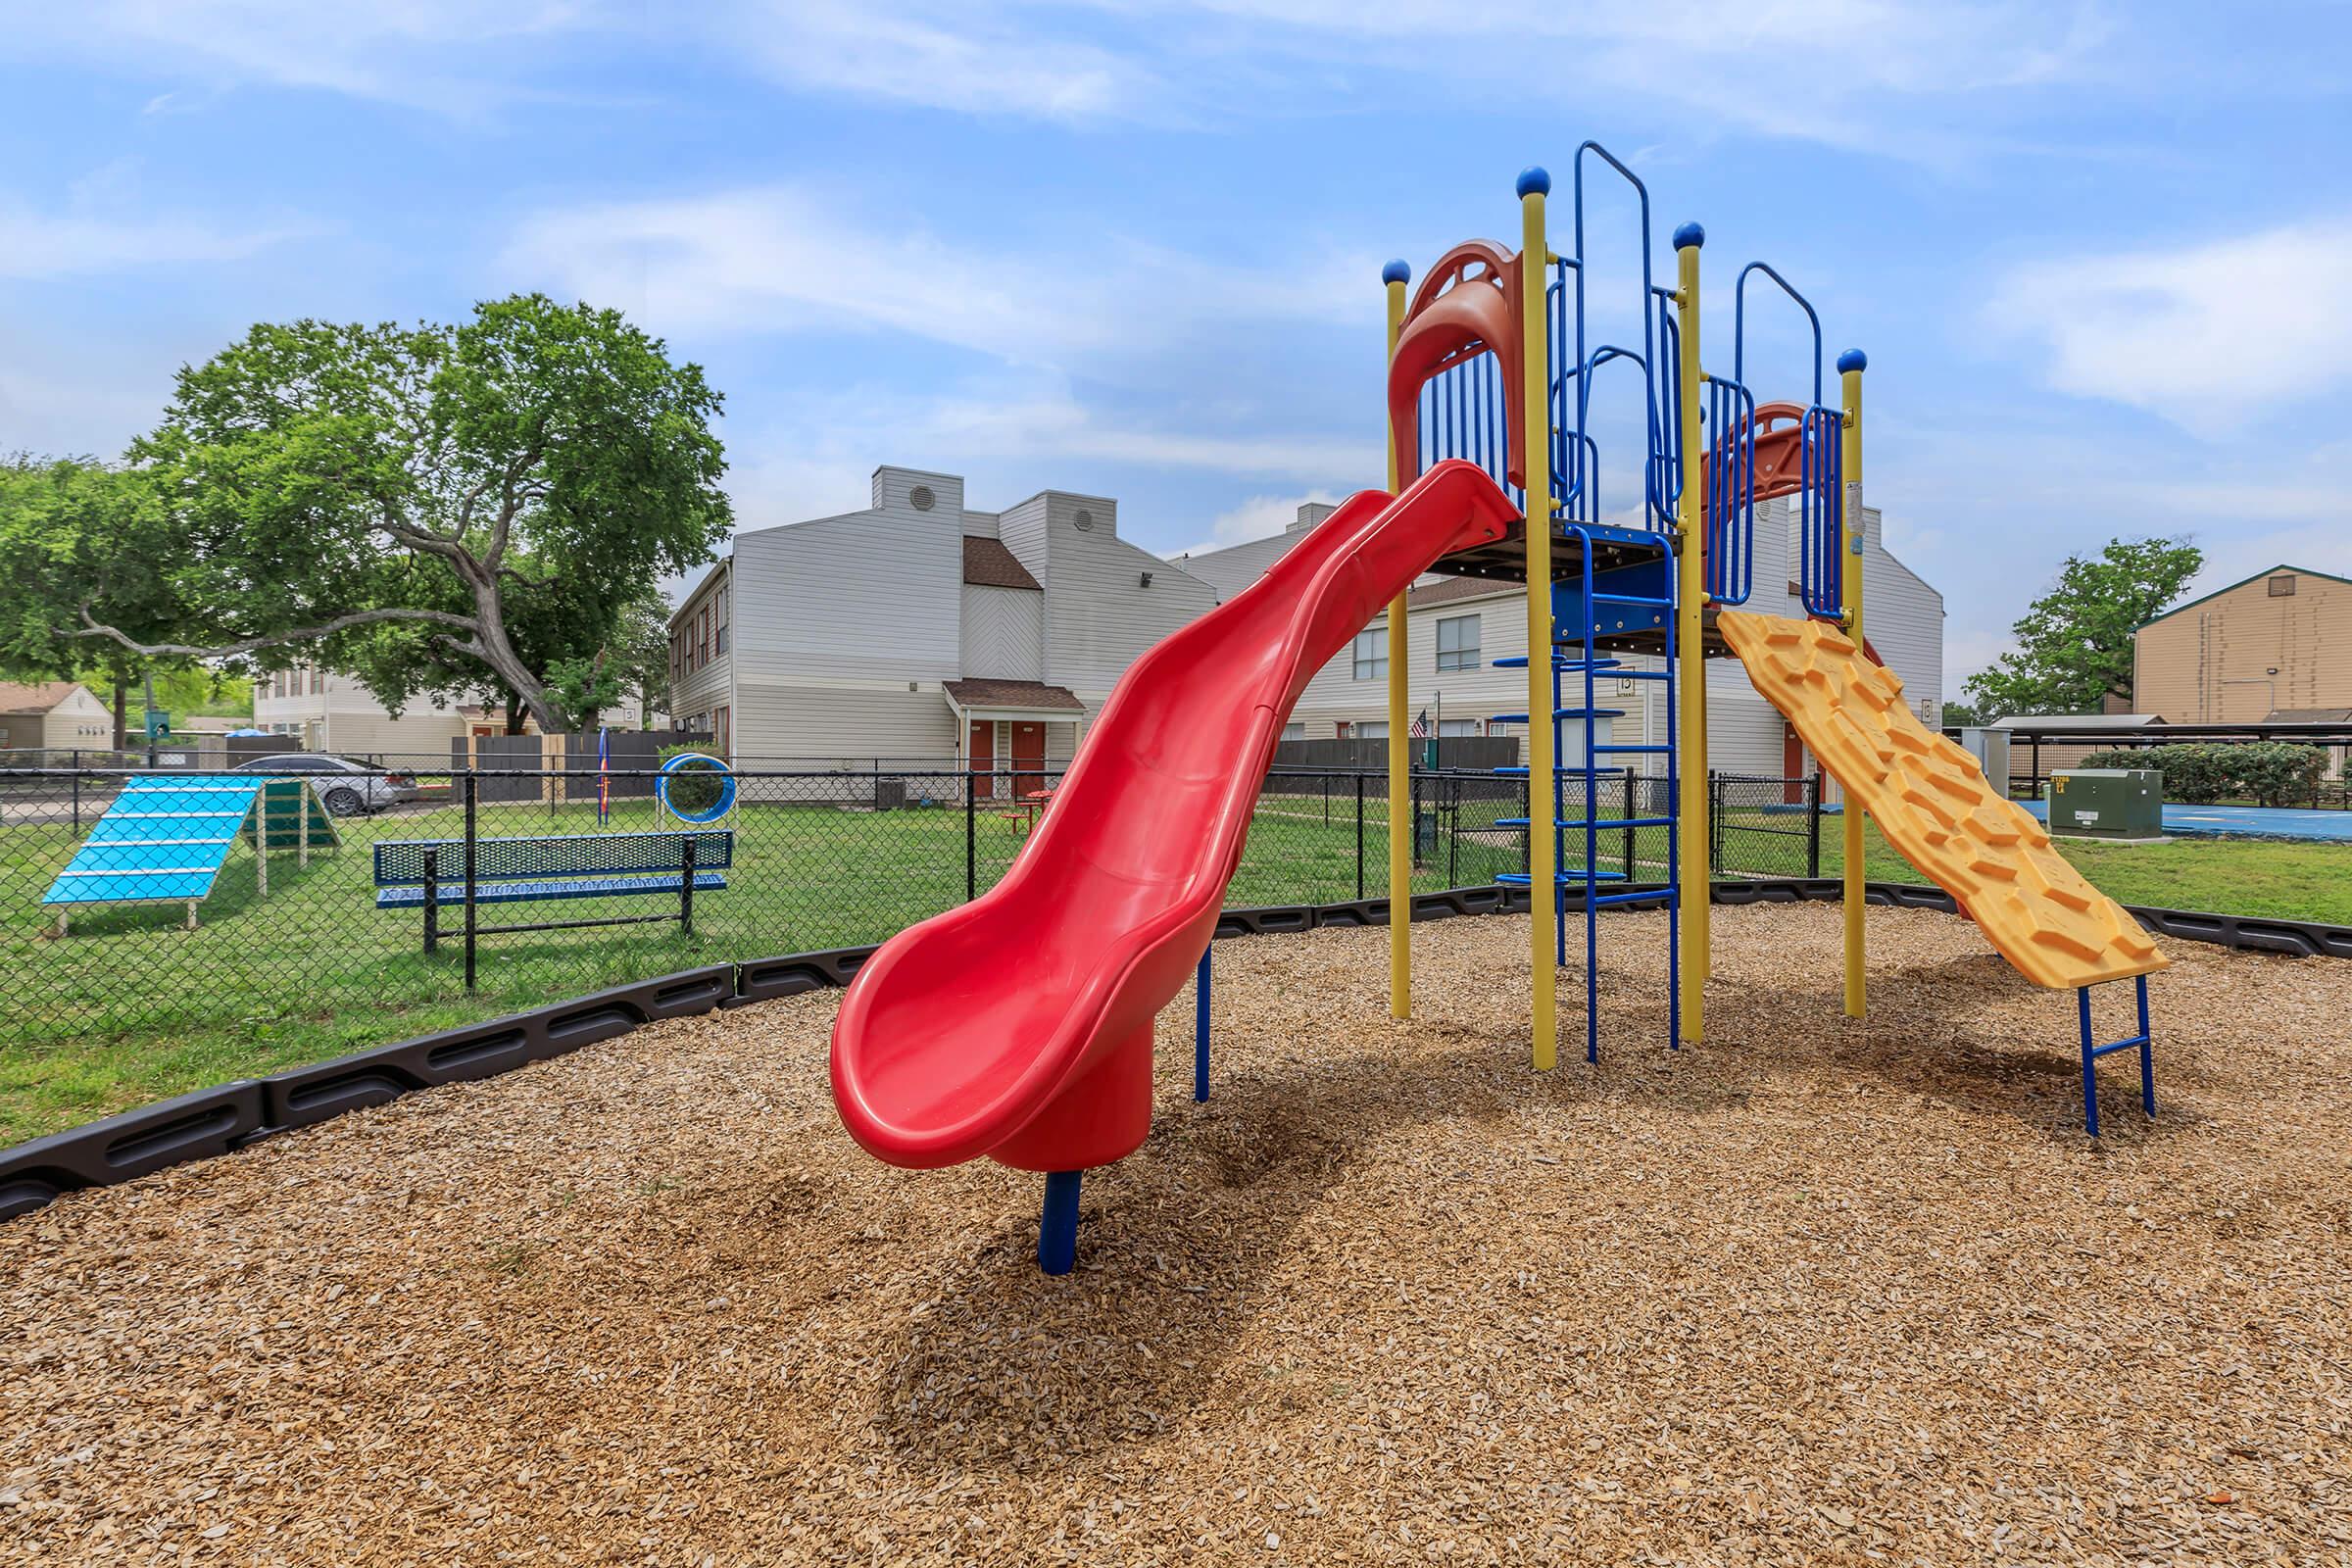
[75, 294, 730, 733]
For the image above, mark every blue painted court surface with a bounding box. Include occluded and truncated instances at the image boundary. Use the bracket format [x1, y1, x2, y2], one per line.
[2019, 798, 2352, 844]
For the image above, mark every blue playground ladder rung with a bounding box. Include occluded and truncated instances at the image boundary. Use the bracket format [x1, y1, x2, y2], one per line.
[1496, 870, 1634, 887]
[1490, 708, 1627, 724]
[1591, 888, 1675, 908]
[1592, 744, 1673, 754]
[1494, 764, 1651, 778]
[1591, 591, 1674, 607]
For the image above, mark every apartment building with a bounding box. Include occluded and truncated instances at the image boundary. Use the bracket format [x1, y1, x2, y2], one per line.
[668, 465, 1220, 769]
[251, 663, 495, 757]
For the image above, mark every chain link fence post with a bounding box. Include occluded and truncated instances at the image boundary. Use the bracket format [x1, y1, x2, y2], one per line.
[1807, 770, 1824, 878]
[463, 768, 479, 992]
[1354, 772, 1365, 901]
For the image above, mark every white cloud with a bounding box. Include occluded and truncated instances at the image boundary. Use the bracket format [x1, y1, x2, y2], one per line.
[0, 197, 305, 279]
[1991, 219, 2352, 428]
[7, 1, 599, 116]
[1166, 488, 1347, 557]
[709, 1, 1171, 123]
[499, 183, 1373, 367]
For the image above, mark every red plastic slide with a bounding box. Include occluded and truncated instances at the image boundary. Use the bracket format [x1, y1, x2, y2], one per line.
[830, 461, 1518, 1181]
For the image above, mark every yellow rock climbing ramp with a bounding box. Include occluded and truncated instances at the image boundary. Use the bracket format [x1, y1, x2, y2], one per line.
[1717, 610, 2166, 990]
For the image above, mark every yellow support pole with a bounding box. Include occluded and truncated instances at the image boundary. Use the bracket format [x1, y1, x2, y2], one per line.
[1519, 168, 1555, 1072]
[1384, 260, 1412, 1020]
[1672, 223, 1707, 1044]
[1838, 348, 1868, 1017]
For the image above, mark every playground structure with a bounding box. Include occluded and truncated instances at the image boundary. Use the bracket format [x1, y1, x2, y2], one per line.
[41, 774, 339, 935]
[830, 149, 2170, 1273]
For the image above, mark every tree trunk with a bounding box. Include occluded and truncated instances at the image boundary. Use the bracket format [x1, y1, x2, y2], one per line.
[455, 562, 569, 734]
[110, 677, 128, 752]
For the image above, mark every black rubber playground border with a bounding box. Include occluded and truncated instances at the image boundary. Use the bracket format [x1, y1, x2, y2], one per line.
[5, 880, 2345, 1223]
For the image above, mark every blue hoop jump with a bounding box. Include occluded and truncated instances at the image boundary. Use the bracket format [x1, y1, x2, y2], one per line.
[657, 753, 737, 824]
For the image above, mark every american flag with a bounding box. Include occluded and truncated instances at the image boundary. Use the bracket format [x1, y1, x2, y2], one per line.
[1409, 710, 1430, 739]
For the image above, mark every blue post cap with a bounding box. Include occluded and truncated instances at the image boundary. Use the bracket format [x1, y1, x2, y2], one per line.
[1837, 348, 1868, 373]
[1515, 166, 1551, 199]
[1381, 259, 1411, 286]
[1672, 220, 1705, 251]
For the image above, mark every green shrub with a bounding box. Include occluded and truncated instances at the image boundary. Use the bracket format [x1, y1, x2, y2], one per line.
[2078, 742, 2327, 806]
[2228, 742, 2328, 807]
[657, 743, 727, 815]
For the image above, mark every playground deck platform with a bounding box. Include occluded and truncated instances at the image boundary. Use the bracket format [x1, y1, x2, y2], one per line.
[3, 903, 2336, 1566]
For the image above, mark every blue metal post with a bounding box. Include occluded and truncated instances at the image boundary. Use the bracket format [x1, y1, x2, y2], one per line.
[2077, 975, 2158, 1136]
[1038, 1170, 1082, 1274]
[2135, 974, 2155, 1116]
[2077, 986, 2099, 1138]
[1194, 945, 1211, 1102]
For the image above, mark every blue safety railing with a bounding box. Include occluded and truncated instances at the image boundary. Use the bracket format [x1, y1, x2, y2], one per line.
[1794, 405, 1844, 617]
[1703, 373, 1757, 605]
[1733, 260, 1843, 616]
[1549, 142, 1675, 533]
[1417, 347, 1523, 512]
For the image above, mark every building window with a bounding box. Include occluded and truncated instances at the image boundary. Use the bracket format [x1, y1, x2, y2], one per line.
[1351, 629, 1386, 681]
[309, 667, 324, 696]
[1438, 718, 1484, 737]
[2270, 574, 2297, 597]
[1355, 720, 1389, 741]
[1281, 722, 1305, 740]
[713, 588, 729, 655]
[1435, 614, 1481, 671]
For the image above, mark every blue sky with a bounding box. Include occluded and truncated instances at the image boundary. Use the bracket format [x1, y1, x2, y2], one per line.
[1, 2, 2346, 692]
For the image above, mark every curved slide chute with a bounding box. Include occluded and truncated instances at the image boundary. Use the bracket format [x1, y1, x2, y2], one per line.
[831, 461, 1519, 1176]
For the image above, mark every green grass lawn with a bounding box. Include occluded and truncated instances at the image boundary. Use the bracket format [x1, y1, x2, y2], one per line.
[0, 785, 1523, 1143]
[0, 780, 2340, 1146]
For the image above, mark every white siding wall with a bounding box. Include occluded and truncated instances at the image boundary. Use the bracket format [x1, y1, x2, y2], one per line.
[732, 679, 959, 761]
[960, 584, 1045, 680]
[731, 469, 964, 691]
[1028, 493, 1221, 706]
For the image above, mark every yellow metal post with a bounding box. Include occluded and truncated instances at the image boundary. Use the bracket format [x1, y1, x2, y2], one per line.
[1385, 261, 1412, 1020]
[1838, 349, 1868, 1017]
[1672, 224, 1707, 1044]
[1519, 168, 1555, 1071]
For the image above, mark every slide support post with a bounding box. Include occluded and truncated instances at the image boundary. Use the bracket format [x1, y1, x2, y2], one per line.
[1674, 225, 1707, 1044]
[1194, 944, 1211, 1102]
[1518, 168, 1556, 1071]
[1038, 1170, 1083, 1275]
[1838, 349, 1868, 1018]
[1384, 261, 1413, 1020]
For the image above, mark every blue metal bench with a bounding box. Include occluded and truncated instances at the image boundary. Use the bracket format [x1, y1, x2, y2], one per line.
[373, 829, 732, 953]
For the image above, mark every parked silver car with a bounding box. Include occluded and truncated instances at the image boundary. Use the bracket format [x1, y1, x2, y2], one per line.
[231, 754, 420, 816]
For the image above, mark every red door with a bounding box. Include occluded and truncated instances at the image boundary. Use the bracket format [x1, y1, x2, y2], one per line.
[970, 720, 996, 800]
[1784, 722, 1806, 804]
[1011, 721, 1046, 794]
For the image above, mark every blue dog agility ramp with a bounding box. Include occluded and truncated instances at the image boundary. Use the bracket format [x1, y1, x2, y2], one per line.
[40, 775, 307, 934]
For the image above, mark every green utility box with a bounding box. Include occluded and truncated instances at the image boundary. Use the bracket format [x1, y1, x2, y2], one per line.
[2048, 768, 2164, 841]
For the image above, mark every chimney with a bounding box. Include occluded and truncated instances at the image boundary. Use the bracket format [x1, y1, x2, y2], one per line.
[1291, 502, 1336, 533]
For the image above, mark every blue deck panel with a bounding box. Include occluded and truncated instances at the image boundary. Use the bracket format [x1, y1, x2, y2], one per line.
[2019, 798, 2352, 844]
[40, 776, 265, 906]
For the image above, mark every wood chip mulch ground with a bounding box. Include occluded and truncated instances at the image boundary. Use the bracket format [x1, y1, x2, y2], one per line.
[3, 903, 2348, 1566]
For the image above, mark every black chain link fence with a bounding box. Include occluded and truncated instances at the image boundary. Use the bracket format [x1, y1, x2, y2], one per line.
[4, 761, 1652, 1058]
[1710, 772, 1831, 879]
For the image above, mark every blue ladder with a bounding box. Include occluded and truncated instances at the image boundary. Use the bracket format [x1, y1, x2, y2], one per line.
[1492, 527, 1681, 1064]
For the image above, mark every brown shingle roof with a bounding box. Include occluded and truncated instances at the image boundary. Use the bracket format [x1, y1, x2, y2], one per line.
[962, 536, 1041, 591]
[0, 681, 81, 714]
[944, 678, 1084, 712]
[1406, 577, 1512, 610]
